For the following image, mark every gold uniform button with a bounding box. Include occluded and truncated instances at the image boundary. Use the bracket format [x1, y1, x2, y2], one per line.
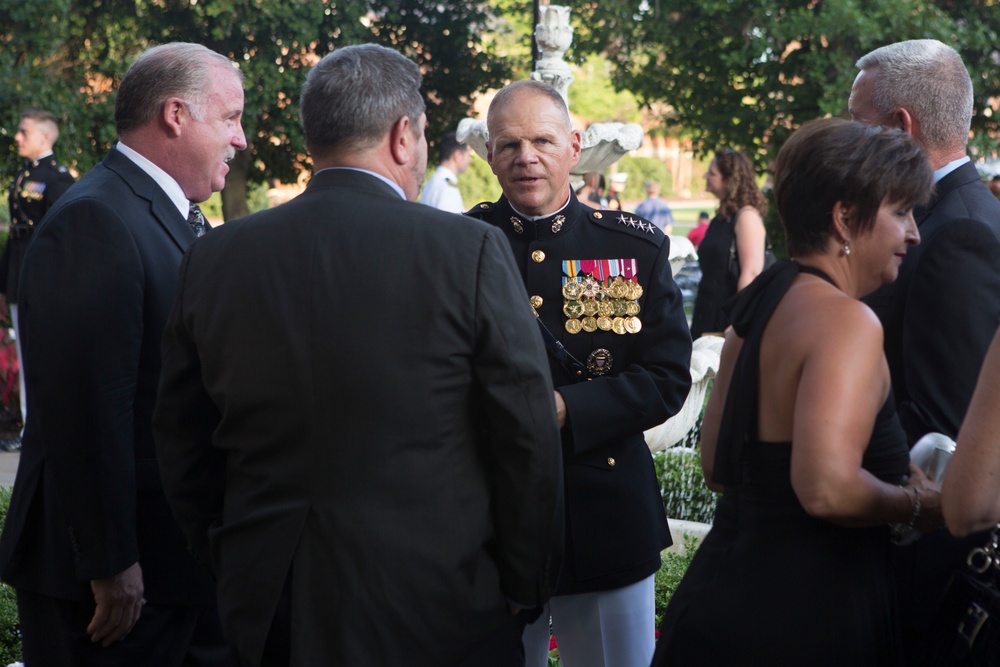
[531, 250, 546, 263]
[593, 212, 603, 219]
[530, 295, 543, 309]
[607, 457, 616, 467]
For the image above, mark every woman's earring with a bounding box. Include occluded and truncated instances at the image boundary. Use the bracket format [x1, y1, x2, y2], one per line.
[842, 241, 851, 257]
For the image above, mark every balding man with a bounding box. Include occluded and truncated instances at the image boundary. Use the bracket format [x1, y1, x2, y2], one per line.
[467, 80, 692, 667]
[850, 39, 1000, 660]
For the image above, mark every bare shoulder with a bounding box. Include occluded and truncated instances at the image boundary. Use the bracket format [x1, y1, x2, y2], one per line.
[773, 282, 883, 361]
[734, 205, 764, 228]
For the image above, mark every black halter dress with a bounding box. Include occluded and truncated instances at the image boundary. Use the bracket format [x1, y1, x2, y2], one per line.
[653, 260, 910, 667]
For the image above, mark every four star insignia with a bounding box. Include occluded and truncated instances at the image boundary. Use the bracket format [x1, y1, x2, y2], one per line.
[615, 214, 656, 234]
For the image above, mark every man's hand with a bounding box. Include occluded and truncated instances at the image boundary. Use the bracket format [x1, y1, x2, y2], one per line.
[554, 390, 566, 428]
[88, 561, 145, 647]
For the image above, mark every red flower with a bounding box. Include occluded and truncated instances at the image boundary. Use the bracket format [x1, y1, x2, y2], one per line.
[549, 636, 558, 650]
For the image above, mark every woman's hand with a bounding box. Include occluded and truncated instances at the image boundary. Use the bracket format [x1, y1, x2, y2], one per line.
[904, 463, 944, 533]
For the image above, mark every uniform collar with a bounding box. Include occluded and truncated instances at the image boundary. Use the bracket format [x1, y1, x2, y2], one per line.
[502, 190, 580, 240]
[26, 153, 54, 169]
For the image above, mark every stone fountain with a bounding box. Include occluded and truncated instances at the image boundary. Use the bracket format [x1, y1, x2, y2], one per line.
[456, 3, 644, 183]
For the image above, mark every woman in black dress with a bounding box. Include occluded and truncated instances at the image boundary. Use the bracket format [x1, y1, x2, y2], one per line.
[690, 149, 768, 338]
[654, 118, 943, 666]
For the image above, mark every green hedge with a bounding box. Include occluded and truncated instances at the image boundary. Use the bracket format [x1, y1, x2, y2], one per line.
[0, 487, 21, 664]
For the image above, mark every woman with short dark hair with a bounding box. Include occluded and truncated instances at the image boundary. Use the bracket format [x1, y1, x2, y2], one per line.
[654, 118, 943, 665]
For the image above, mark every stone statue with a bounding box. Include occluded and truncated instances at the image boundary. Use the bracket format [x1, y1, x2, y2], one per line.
[531, 4, 574, 103]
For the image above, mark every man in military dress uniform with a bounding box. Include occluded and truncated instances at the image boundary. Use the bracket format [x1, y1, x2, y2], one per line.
[1, 110, 75, 449]
[466, 79, 692, 667]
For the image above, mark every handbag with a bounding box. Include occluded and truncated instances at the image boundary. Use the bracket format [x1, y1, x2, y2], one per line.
[923, 523, 1000, 666]
[728, 234, 776, 284]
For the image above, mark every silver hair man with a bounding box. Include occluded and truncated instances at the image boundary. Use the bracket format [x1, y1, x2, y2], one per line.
[851, 39, 972, 155]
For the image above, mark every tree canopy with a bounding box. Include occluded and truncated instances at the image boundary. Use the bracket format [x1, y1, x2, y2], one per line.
[1, 0, 515, 219]
[575, 0, 1000, 165]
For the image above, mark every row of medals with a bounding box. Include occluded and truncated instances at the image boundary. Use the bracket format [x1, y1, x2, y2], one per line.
[561, 275, 643, 335]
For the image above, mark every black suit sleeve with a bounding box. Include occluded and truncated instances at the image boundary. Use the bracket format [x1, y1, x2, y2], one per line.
[22, 198, 144, 580]
[472, 227, 564, 607]
[153, 248, 226, 570]
[899, 217, 1000, 441]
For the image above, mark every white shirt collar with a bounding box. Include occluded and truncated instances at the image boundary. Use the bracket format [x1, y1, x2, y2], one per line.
[933, 155, 971, 184]
[510, 190, 572, 221]
[116, 141, 191, 219]
[315, 166, 406, 200]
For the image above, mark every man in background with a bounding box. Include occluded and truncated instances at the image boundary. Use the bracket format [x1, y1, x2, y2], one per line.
[851, 38, 1000, 661]
[421, 131, 472, 213]
[154, 44, 563, 666]
[635, 179, 675, 235]
[0, 42, 247, 665]
[687, 211, 710, 247]
[0, 109, 76, 450]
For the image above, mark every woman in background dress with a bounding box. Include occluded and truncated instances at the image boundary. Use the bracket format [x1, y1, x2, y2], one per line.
[689, 149, 767, 338]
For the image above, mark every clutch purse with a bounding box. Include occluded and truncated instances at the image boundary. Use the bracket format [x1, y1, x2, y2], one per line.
[924, 524, 1000, 665]
[892, 432, 956, 546]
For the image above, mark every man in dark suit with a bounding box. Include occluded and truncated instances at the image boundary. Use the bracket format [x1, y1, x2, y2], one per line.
[0, 43, 247, 665]
[0, 109, 76, 449]
[465, 80, 692, 667]
[850, 39, 1000, 662]
[152, 44, 564, 667]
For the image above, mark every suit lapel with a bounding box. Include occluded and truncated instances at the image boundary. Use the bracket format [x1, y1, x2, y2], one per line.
[103, 148, 194, 252]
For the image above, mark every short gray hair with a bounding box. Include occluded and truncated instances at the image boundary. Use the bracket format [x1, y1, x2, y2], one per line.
[856, 39, 973, 150]
[115, 43, 242, 137]
[300, 44, 425, 157]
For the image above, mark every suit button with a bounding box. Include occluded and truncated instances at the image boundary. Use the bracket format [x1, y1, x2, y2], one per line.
[607, 457, 616, 467]
[530, 295, 543, 309]
[531, 250, 546, 263]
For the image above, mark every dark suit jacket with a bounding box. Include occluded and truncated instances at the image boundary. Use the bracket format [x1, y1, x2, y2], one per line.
[866, 160, 1000, 445]
[153, 169, 564, 665]
[0, 147, 216, 606]
[865, 160, 1000, 656]
[467, 194, 692, 595]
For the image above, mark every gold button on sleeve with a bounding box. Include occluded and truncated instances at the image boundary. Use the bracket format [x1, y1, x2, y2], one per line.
[607, 457, 616, 467]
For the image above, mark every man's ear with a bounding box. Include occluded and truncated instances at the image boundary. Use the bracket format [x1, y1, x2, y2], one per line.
[162, 97, 186, 138]
[389, 116, 414, 166]
[895, 107, 915, 136]
[569, 129, 582, 167]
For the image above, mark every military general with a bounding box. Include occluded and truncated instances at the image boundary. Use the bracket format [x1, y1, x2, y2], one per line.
[466, 79, 693, 667]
